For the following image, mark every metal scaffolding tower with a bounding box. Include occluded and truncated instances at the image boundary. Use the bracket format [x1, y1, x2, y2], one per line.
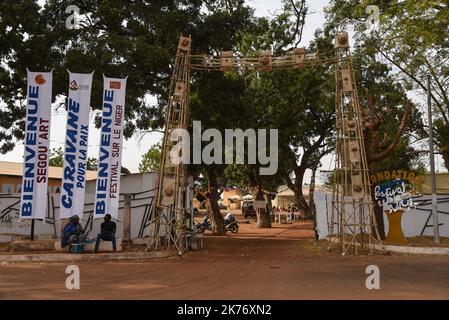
[328, 33, 384, 255]
[146, 32, 384, 255]
[146, 35, 191, 254]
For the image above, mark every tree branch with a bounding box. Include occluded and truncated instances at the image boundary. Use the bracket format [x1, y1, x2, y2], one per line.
[368, 100, 412, 162]
[289, 0, 307, 47]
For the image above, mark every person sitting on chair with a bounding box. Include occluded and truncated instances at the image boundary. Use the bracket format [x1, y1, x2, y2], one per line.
[94, 214, 117, 253]
[61, 215, 84, 249]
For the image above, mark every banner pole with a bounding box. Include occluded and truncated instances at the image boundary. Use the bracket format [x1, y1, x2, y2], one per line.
[30, 219, 35, 241]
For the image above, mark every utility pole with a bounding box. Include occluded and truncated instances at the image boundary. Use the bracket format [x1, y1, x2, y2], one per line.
[427, 74, 440, 244]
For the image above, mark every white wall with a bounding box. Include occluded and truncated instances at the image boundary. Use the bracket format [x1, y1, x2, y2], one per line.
[0, 173, 193, 242]
[314, 191, 449, 240]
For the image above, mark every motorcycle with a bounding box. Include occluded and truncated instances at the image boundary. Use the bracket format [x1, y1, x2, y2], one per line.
[194, 216, 212, 233]
[194, 215, 239, 233]
[224, 213, 239, 233]
[225, 220, 239, 233]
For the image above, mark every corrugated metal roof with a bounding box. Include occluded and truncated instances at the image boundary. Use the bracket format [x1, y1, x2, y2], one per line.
[0, 161, 97, 180]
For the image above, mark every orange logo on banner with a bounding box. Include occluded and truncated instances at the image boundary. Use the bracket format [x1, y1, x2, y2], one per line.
[69, 80, 78, 90]
[110, 81, 121, 89]
[35, 74, 46, 85]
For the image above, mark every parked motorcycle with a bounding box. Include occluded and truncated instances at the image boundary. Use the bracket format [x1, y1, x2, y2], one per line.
[224, 213, 239, 233]
[194, 214, 239, 233]
[225, 220, 239, 233]
[194, 216, 212, 233]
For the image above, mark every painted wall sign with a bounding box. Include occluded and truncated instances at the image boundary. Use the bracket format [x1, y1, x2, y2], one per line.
[373, 170, 423, 212]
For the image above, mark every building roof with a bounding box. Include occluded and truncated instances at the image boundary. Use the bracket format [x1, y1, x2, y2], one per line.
[0, 161, 97, 180]
[276, 184, 328, 198]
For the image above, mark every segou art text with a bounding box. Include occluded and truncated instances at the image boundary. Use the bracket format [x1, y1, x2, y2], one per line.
[20, 71, 52, 220]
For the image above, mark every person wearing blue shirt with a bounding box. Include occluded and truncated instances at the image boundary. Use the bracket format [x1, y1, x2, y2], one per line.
[61, 215, 83, 249]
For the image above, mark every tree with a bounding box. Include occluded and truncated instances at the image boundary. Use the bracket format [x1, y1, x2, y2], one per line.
[325, 1, 434, 236]
[326, 0, 449, 169]
[238, 32, 336, 219]
[352, 46, 423, 238]
[225, 0, 326, 222]
[138, 144, 161, 173]
[0, 0, 204, 153]
[189, 0, 282, 234]
[190, 71, 249, 234]
[49, 147, 98, 170]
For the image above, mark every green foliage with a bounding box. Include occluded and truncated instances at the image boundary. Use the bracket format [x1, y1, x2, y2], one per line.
[138, 143, 161, 173]
[326, 0, 449, 169]
[351, 39, 426, 172]
[0, 0, 204, 153]
[48, 147, 98, 170]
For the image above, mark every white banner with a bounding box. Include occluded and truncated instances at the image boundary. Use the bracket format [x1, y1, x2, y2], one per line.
[20, 70, 53, 220]
[59, 71, 93, 219]
[94, 76, 127, 219]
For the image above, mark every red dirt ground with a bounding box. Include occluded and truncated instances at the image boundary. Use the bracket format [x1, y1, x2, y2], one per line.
[1, 220, 448, 300]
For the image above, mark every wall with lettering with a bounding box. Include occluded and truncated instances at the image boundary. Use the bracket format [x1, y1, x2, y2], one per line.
[314, 192, 449, 239]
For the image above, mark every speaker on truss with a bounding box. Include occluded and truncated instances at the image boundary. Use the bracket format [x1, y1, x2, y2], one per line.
[259, 50, 272, 72]
[345, 118, 357, 132]
[335, 32, 349, 48]
[340, 69, 353, 92]
[161, 177, 176, 206]
[351, 174, 365, 199]
[178, 36, 191, 51]
[174, 81, 185, 97]
[348, 140, 361, 163]
[220, 51, 234, 71]
[293, 47, 306, 69]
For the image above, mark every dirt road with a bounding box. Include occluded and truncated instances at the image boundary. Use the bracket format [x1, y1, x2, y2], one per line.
[1, 221, 448, 300]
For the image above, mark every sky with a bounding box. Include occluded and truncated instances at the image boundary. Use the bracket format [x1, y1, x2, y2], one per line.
[1, 0, 445, 184]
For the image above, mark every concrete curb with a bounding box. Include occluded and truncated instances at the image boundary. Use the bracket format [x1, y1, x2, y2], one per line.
[325, 237, 449, 255]
[380, 244, 449, 255]
[0, 251, 174, 263]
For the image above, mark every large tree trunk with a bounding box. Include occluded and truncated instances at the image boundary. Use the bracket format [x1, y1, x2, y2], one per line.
[309, 168, 317, 216]
[363, 91, 412, 239]
[309, 168, 319, 240]
[249, 167, 271, 228]
[287, 164, 313, 219]
[206, 167, 225, 235]
[294, 192, 312, 219]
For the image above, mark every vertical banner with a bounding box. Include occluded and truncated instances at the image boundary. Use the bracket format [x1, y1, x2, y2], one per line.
[59, 71, 93, 219]
[20, 70, 53, 220]
[94, 76, 127, 219]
